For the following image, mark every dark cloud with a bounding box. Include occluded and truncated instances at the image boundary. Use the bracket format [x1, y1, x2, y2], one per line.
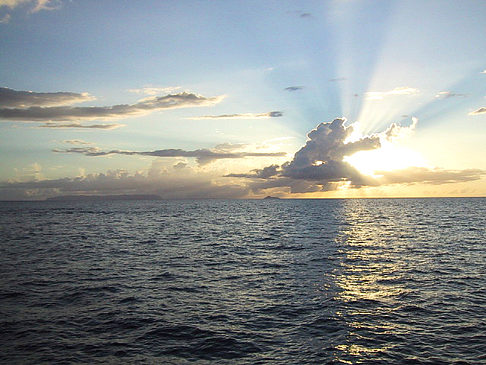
[285, 86, 303, 92]
[53, 146, 287, 165]
[469, 107, 486, 115]
[0, 89, 224, 122]
[0, 87, 94, 108]
[226, 119, 381, 193]
[188, 111, 283, 120]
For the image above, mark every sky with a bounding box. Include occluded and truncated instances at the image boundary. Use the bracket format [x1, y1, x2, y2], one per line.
[0, 0, 485, 200]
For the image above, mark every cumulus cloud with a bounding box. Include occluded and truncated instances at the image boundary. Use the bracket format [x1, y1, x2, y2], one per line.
[383, 117, 418, 142]
[226, 118, 381, 193]
[0, 88, 224, 122]
[365, 87, 419, 100]
[285, 86, 303, 92]
[0, 164, 249, 201]
[38, 122, 125, 129]
[226, 118, 484, 195]
[0, 87, 94, 108]
[469, 107, 486, 116]
[53, 145, 287, 165]
[188, 111, 283, 120]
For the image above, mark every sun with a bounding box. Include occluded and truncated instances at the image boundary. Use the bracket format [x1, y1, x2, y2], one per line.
[344, 139, 428, 176]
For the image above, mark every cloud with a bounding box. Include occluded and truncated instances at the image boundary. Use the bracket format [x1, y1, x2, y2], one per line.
[481, 70, 486, 74]
[469, 107, 486, 115]
[285, 86, 303, 92]
[38, 122, 125, 129]
[365, 87, 419, 100]
[226, 118, 483, 195]
[0, 88, 224, 122]
[227, 119, 381, 193]
[435, 91, 466, 99]
[187, 111, 283, 120]
[0, 163, 250, 201]
[128, 86, 182, 95]
[376, 167, 484, 185]
[0, 0, 61, 20]
[0, 87, 95, 108]
[53, 145, 287, 165]
[329, 77, 347, 82]
[383, 117, 418, 142]
[30, 0, 61, 12]
[62, 139, 92, 145]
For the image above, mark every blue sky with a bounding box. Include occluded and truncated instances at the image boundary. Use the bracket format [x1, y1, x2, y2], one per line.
[1, 0, 485, 199]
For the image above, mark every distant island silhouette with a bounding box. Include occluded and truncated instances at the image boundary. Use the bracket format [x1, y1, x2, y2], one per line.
[263, 196, 281, 200]
[45, 194, 162, 201]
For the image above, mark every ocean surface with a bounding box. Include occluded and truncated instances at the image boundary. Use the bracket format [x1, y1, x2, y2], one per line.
[0, 198, 485, 364]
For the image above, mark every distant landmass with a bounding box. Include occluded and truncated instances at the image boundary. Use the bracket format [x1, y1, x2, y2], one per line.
[45, 194, 162, 201]
[263, 196, 281, 200]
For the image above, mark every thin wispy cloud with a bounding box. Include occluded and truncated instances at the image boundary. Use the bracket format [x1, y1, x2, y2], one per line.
[53, 145, 287, 165]
[469, 107, 486, 116]
[128, 86, 182, 96]
[365, 87, 419, 101]
[62, 139, 92, 145]
[39, 122, 125, 130]
[329, 77, 347, 82]
[0, 88, 224, 122]
[188, 111, 283, 120]
[284, 86, 303, 92]
[435, 91, 466, 99]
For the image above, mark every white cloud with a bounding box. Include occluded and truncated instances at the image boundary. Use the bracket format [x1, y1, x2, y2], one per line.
[383, 117, 418, 142]
[128, 86, 182, 96]
[365, 87, 420, 101]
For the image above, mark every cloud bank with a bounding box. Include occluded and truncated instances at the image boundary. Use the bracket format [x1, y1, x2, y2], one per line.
[0, 164, 249, 201]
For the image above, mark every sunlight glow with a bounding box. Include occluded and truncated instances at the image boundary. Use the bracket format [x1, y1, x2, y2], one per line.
[345, 139, 428, 176]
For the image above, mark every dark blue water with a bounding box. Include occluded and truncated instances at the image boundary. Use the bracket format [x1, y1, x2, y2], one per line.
[1, 198, 485, 364]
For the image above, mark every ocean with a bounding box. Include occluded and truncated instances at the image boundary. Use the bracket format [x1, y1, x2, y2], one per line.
[0, 198, 485, 364]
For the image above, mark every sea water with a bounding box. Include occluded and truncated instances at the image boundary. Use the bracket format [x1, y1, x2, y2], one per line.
[1, 198, 485, 363]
